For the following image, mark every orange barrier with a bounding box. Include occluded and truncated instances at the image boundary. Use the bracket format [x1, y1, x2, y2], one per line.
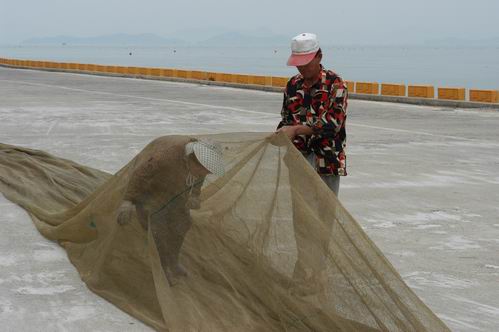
[149, 68, 159, 76]
[271, 77, 288, 88]
[115, 66, 127, 74]
[137, 67, 150, 76]
[235, 74, 249, 84]
[381, 83, 406, 97]
[2, 58, 498, 103]
[189, 70, 205, 80]
[249, 75, 266, 86]
[94, 65, 106, 72]
[470, 90, 499, 103]
[345, 81, 355, 93]
[219, 73, 233, 83]
[159, 68, 173, 77]
[438, 87, 465, 101]
[408, 85, 434, 99]
[356, 82, 379, 95]
[206, 72, 217, 81]
[127, 67, 139, 75]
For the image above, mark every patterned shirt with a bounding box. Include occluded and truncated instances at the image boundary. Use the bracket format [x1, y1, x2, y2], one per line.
[278, 66, 348, 176]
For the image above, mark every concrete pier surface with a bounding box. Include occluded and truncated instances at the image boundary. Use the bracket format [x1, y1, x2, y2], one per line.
[1, 67, 498, 331]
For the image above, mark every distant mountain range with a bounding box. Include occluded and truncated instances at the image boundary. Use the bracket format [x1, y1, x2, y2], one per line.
[21, 31, 289, 47]
[22, 33, 186, 46]
[196, 31, 288, 47]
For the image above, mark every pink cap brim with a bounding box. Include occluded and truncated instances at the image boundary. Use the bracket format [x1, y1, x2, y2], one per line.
[286, 52, 317, 66]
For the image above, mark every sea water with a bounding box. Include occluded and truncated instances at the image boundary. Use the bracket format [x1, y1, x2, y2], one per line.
[1, 45, 498, 90]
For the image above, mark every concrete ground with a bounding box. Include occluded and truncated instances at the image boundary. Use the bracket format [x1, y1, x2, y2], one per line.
[0, 66, 498, 332]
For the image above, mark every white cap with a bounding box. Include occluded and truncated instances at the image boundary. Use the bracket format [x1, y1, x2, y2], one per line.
[287, 33, 320, 66]
[185, 140, 225, 177]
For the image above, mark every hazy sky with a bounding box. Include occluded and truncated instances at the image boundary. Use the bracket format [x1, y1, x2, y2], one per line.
[1, 0, 498, 45]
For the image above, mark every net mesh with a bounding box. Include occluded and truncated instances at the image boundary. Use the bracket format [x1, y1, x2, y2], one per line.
[0, 133, 449, 331]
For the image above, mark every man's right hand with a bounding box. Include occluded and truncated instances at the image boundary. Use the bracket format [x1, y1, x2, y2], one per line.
[117, 200, 135, 225]
[275, 125, 298, 139]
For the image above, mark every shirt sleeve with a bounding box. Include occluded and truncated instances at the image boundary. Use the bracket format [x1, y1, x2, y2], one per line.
[277, 81, 291, 130]
[310, 78, 348, 138]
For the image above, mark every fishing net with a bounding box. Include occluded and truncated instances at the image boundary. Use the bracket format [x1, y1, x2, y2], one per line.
[0, 133, 449, 331]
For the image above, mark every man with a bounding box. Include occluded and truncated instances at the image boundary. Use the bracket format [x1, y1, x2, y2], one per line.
[276, 33, 348, 291]
[116, 136, 225, 285]
[277, 32, 348, 196]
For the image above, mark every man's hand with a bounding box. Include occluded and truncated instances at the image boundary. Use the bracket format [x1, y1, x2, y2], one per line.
[117, 200, 136, 225]
[275, 126, 298, 139]
[276, 125, 314, 139]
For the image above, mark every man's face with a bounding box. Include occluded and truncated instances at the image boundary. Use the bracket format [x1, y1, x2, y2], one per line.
[296, 52, 322, 80]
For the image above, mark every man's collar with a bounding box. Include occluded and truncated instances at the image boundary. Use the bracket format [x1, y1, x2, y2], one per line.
[301, 65, 325, 89]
